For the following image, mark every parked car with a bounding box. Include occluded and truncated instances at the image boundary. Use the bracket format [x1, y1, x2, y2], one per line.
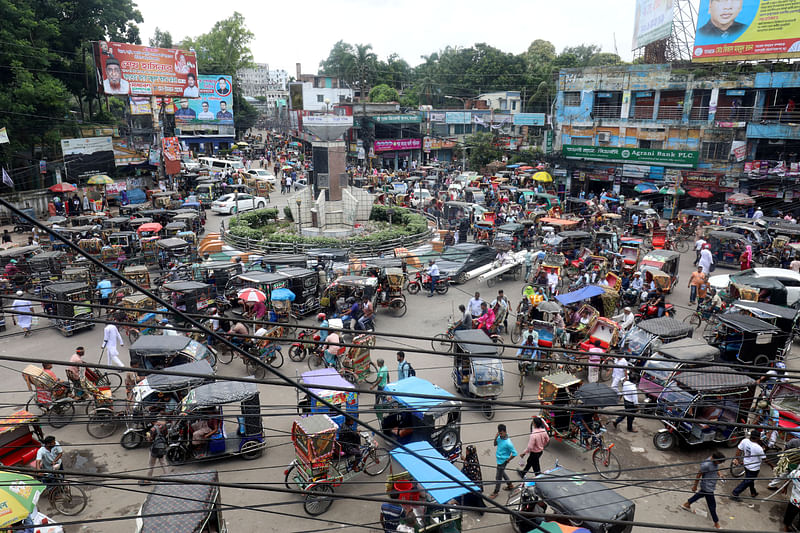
[436, 243, 497, 284]
[211, 193, 269, 215]
[247, 169, 276, 184]
[709, 267, 800, 307]
[293, 178, 307, 190]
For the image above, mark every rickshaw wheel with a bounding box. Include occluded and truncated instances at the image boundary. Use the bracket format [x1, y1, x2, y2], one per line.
[388, 298, 407, 317]
[268, 347, 285, 369]
[431, 334, 453, 353]
[652, 431, 676, 451]
[215, 346, 234, 365]
[95, 371, 123, 393]
[86, 408, 118, 439]
[167, 445, 188, 465]
[284, 464, 300, 489]
[487, 276, 497, 288]
[592, 447, 621, 479]
[724, 431, 743, 449]
[48, 401, 75, 429]
[511, 324, 522, 344]
[364, 362, 379, 385]
[599, 362, 613, 382]
[126, 329, 140, 344]
[288, 345, 307, 362]
[753, 354, 771, 368]
[120, 430, 144, 449]
[683, 313, 701, 329]
[491, 335, 505, 356]
[240, 440, 262, 460]
[675, 240, 690, 253]
[307, 353, 325, 371]
[303, 484, 334, 516]
[482, 402, 495, 420]
[25, 395, 45, 415]
[363, 447, 390, 476]
[730, 459, 745, 478]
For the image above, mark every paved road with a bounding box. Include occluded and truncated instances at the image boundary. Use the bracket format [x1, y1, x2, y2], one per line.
[0, 208, 791, 532]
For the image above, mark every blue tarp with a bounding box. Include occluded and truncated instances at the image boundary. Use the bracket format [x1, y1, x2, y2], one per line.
[390, 441, 477, 504]
[270, 288, 296, 301]
[383, 377, 456, 413]
[681, 210, 713, 217]
[555, 285, 605, 305]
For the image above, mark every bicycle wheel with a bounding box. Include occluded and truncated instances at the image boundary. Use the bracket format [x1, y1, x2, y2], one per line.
[592, 447, 621, 480]
[126, 328, 140, 344]
[284, 463, 300, 490]
[491, 335, 505, 356]
[511, 324, 522, 344]
[87, 409, 119, 439]
[50, 482, 87, 516]
[675, 240, 690, 253]
[363, 362, 379, 385]
[389, 298, 407, 317]
[95, 372, 122, 393]
[304, 484, 334, 516]
[216, 346, 234, 365]
[307, 353, 325, 371]
[363, 447, 390, 476]
[431, 333, 453, 353]
[268, 348, 284, 369]
[26, 395, 45, 415]
[288, 345, 307, 362]
[48, 402, 75, 429]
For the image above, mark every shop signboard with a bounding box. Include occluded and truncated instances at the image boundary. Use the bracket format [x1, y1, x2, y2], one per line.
[632, 0, 674, 49]
[162, 137, 181, 175]
[622, 164, 650, 178]
[93, 41, 198, 97]
[684, 171, 721, 188]
[61, 137, 115, 176]
[563, 144, 698, 167]
[371, 113, 421, 124]
[445, 112, 471, 124]
[693, 0, 800, 62]
[545, 130, 553, 154]
[513, 113, 545, 126]
[374, 138, 422, 152]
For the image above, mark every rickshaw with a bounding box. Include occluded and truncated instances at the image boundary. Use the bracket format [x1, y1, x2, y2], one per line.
[624, 205, 657, 236]
[62, 265, 92, 284]
[119, 292, 160, 341]
[507, 466, 636, 533]
[638, 338, 718, 402]
[551, 230, 593, 257]
[451, 329, 504, 419]
[556, 286, 603, 344]
[122, 265, 151, 289]
[386, 441, 475, 532]
[0, 410, 44, 467]
[156, 237, 193, 264]
[538, 374, 621, 478]
[21, 365, 76, 428]
[161, 281, 215, 315]
[728, 273, 788, 306]
[379, 377, 463, 461]
[375, 267, 406, 317]
[653, 366, 756, 451]
[577, 316, 621, 380]
[27, 250, 65, 285]
[618, 242, 641, 273]
[172, 211, 202, 235]
[755, 381, 800, 450]
[151, 191, 182, 210]
[474, 220, 495, 245]
[494, 222, 524, 251]
[128, 335, 216, 371]
[107, 231, 140, 256]
[319, 275, 378, 315]
[284, 414, 389, 515]
[296, 368, 358, 417]
[537, 217, 581, 234]
[239, 325, 285, 378]
[337, 333, 377, 384]
[530, 253, 567, 295]
[42, 281, 94, 336]
[703, 312, 788, 370]
[201, 261, 244, 292]
[707, 230, 750, 269]
[163, 221, 186, 237]
[269, 287, 298, 332]
[594, 226, 620, 253]
[166, 381, 265, 465]
[102, 216, 130, 232]
[729, 299, 800, 345]
[640, 249, 680, 293]
[136, 222, 163, 239]
[135, 471, 226, 533]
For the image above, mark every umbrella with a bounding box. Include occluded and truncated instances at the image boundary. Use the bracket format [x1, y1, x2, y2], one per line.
[659, 186, 685, 195]
[0, 471, 45, 527]
[537, 300, 562, 314]
[87, 174, 113, 185]
[237, 141, 249, 146]
[727, 192, 755, 206]
[281, 165, 293, 170]
[48, 183, 76, 193]
[688, 188, 713, 199]
[634, 183, 658, 193]
[532, 171, 553, 183]
[575, 382, 618, 408]
[519, 165, 534, 171]
[237, 288, 267, 303]
[270, 288, 296, 301]
[506, 163, 521, 168]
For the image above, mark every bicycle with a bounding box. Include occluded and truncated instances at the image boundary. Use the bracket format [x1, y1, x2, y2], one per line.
[431, 321, 504, 355]
[45, 473, 88, 516]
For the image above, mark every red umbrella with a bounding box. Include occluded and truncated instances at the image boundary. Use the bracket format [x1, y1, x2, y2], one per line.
[727, 193, 755, 206]
[519, 165, 534, 171]
[688, 188, 713, 199]
[48, 183, 76, 193]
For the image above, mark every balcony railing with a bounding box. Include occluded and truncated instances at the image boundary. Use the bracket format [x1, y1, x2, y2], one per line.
[759, 106, 800, 123]
[656, 107, 683, 120]
[593, 106, 622, 119]
[632, 105, 654, 119]
[714, 106, 754, 122]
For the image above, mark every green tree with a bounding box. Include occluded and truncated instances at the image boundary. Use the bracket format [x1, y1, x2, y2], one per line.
[369, 84, 399, 103]
[181, 12, 254, 76]
[352, 43, 378, 97]
[465, 132, 502, 170]
[318, 40, 355, 81]
[149, 27, 173, 48]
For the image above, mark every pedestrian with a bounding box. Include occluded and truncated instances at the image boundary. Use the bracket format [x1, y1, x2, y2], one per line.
[518, 416, 549, 478]
[694, 236, 707, 265]
[1, 229, 11, 244]
[731, 429, 766, 501]
[371, 358, 389, 420]
[682, 451, 725, 530]
[397, 351, 413, 380]
[96, 278, 113, 311]
[10, 290, 34, 337]
[140, 419, 168, 485]
[427, 259, 439, 297]
[610, 356, 628, 394]
[66, 346, 86, 387]
[102, 318, 125, 367]
[490, 423, 517, 498]
[699, 244, 714, 275]
[587, 339, 604, 383]
[782, 465, 800, 531]
[688, 266, 707, 305]
[468, 292, 484, 319]
[613, 377, 639, 432]
[460, 444, 486, 515]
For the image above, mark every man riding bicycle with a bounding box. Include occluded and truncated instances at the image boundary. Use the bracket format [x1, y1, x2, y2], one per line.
[36, 435, 63, 486]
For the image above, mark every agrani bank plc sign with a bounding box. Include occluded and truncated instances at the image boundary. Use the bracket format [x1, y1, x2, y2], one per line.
[563, 145, 699, 168]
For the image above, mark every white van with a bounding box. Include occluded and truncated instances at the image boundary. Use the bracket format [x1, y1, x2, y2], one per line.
[198, 157, 244, 177]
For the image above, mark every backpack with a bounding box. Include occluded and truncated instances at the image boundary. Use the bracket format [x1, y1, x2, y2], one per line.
[150, 426, 167, 458]
[406, 362, 416, 377]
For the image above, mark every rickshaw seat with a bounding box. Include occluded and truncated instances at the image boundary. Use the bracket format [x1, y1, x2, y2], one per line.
[623, 258, 636, 265]
[778, 410, 800, 430]
[579, 338, 609, 352]
[538, 330, 554, 348]
[0, 435, 38, 466]
[208, 431, 226, 454]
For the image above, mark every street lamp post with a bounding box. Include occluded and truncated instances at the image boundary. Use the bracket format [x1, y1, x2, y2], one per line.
[295, 197, 302, 235]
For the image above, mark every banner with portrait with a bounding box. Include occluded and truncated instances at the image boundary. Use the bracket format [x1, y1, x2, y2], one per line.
[93, 41, 198, 97]
[173, 75, 234, 124]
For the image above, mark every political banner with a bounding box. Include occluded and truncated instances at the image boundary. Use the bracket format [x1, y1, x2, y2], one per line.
[693, 0, 800, 62]
[60, 137, 115, 176]
[632, 0, 674, 49]
[174, 75, 234, 124]
[129, 97, 176, 115]
[93, 41, 198, 97]
[162, 137, 181, 175]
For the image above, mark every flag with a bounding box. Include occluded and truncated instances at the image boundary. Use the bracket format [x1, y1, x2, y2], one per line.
[2, 168, 13, 188]
[0, 127, 8, 144]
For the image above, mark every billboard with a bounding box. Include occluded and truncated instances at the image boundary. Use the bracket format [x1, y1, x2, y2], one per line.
[513, 113, 546, 126]
[93, 41, 198, 97]
[374, 139, 422, 152]
[289, 83, 304, 111]
[693, 0, 800, 62]
[162, 137, 181, 175]
[174, 75, 234, 124]
[60, 137, 115, 176]
[632, 0, 674, 49]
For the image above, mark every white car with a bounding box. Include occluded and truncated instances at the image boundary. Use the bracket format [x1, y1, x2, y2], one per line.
[411, 188, 431, 208]
[709, 267, 800, 306]
[211, 193, 269, 215]
[247, 169, 276, 185]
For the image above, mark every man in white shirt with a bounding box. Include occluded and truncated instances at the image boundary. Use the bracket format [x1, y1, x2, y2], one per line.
[102, 321, 125, 367]
[731, 430, 766, 501]
[609, 357, 628, 394]
[546, 270, 559, 297]
[699, 246, 714, 277]
[694, 237, 707, 265]
[753, 207, 763, 220]
[468, 292, 484, 319]
[427, 260, 440, 298]
[613, 307, 635, 332]
[613, 378, 639, 432]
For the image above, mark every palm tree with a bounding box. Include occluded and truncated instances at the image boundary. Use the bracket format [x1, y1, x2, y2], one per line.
[352, 43, 377, 100]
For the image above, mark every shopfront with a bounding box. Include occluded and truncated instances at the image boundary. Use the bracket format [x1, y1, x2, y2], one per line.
[374, 138, 422, 171]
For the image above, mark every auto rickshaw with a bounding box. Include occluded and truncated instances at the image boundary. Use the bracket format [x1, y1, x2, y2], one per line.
[122, 265, 151, 289]
[494, 222, 524, 251]
[451, 329, 504, 419]
[707, 230, 750, 269]
[227, 271, 288, 307]
[638, 338, 718, 402]
[319, 275, 378, 315]
[137, 222, 163, 239]
[135, 471, 226, 533]
[128, 335, 216, 371]
[172, 212, 202, 235]
[151, 191, 182, 210]
[62, 266, 92, 284]
[161, 280, 215, 314]
[107, 231, 140, 257]
[0, 245, 41, 273]
[550, 230, 593, 256]
[163, 221, 186, 237]
[622, 317, 694, 378]
[195, 183, 220, 207]
[27, 250, 65, 286]
[42, 281, 94, 336]
[166, 381, 265, 465]
[103, 216, 130, 232]
[729, 299, 800, 345]
[128, 217, 153, 232]
[653, 366, 756, 451]
[0, 410, 44, 467]
[284, 414, 389, 516]
[375, 267, 406, 317]
[640, 249, 680, 293]
[278, 266, 320, 316]
[474, 220, 495, 245]
[296, 368, 358, 417]
[728, 274, 788, 307]
[201, 260, 244, 293]
[156, 237, 193, 264]
[704, 313, 788, 370]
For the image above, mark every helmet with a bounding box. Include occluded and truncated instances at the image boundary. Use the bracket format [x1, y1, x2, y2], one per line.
[317, 312, 327, 321]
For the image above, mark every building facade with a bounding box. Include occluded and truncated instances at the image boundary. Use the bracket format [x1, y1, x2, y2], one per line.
[237, 63, 270, 99]
[553, 63, 800, 207]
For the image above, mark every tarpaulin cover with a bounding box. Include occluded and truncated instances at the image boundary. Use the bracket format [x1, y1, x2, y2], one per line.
[147, 359, 214, 391]
[183, 381, 258, 407]
[675, 365, 755, 392]
[556, 285, 605, 305]
[390, 441, 478, 504]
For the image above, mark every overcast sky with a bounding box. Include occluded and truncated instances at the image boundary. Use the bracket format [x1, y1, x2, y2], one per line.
[135, 0, 644, 74]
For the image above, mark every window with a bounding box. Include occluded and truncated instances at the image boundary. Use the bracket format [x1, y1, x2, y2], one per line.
[564, 92, 581, 107]
[512, 101, 517, 111]
[454, 124, 473, 134]
[639, 140, 663, 149]
[571, 137, 593, 146]
[701, 141, 731, 161]
[317, 94, 324, 103]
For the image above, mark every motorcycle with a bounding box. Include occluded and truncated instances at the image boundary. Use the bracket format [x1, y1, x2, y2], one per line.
[620, 288, 640, 309]
[289, 329, 321, 362]
[634, 300, 675, 321]
[406, 271, 450, 295]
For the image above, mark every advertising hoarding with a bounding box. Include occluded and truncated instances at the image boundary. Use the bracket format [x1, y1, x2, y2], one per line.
[174, 75, 234, 124]
[374, 139, 422, 152]
[93, 41, 198, 97]
[129, 97, 176, 115]
[512, 113, 546, 126]
[445, 112, 471, 124]
[60, 137, 115, 176]
[371, 113, 422, 124]
[162, 137, 181, 175]
[692, 0, 800, 62]
[563, 144, 698, 167]
[632, 0, 674, 49]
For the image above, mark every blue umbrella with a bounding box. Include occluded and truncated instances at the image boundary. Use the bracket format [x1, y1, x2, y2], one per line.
[634, 183, 658, 193]
[506, 163, 521, 168]
[270, 288, 296, 301]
